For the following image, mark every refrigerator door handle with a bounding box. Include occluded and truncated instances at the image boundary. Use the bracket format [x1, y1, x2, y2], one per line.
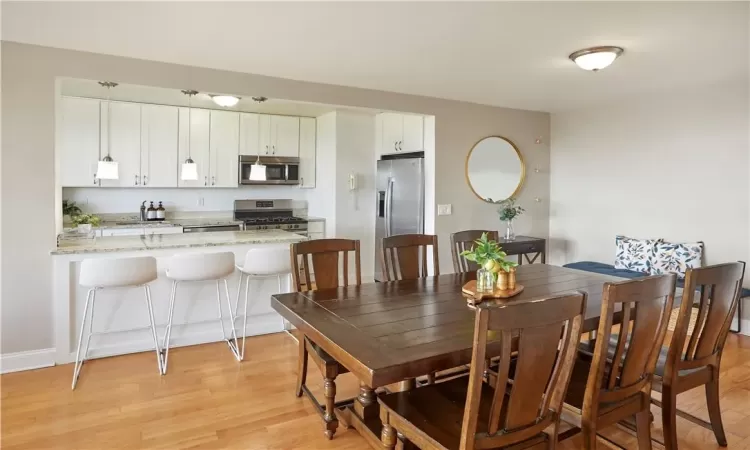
[385, 177, 394, 237]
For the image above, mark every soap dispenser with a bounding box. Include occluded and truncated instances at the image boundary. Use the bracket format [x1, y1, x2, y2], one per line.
[156, 202, 166, 221]
[147, 202, 157, 221]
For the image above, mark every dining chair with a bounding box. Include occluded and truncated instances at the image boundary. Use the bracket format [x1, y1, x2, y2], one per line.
[378, 291, 587, 450]
[290, 238, 361, 440]
[450, 230, 499, 273]
[381, 234, 439, 281]
[652, 262, 746, 450]
[560, 273, 677, 450]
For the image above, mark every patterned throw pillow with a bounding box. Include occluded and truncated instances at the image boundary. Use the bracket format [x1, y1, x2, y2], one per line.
[614, 235, 660, 274]
[650, 241, 704, 279]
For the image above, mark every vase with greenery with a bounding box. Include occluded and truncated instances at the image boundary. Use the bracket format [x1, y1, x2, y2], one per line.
[460, 232, 518, 292]
[62, 200, 82, 219]
[497, 197, 525, 241]
[71, 213, 101, 233]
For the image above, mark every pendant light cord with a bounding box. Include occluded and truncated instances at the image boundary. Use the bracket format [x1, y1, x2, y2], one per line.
[98, 81, 118, 160]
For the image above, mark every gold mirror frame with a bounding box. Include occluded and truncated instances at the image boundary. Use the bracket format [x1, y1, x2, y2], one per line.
[465, 136, 526, 203]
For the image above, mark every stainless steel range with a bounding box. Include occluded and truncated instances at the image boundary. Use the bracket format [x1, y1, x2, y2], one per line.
[233, 199, 308, 235]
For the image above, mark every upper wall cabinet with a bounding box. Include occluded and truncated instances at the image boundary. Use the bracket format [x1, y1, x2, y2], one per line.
[299, 117, 316, 188]
[209, 110, 239, 187]
[141, 105, 179, 187]
[59, 97, 101, 187]
[258, 115, 300, 157]
[99, 101, 142, 188]
[239, 113, 260, 157]
[377, 113, 424, 157]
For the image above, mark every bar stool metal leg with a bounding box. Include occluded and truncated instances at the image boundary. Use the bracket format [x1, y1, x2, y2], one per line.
[161, 280, 178, 374]
[222, 278, 241, 361]
[72, 288, 95, 390]
[229, 272, 252, 360]
[144, 285, 163, 376]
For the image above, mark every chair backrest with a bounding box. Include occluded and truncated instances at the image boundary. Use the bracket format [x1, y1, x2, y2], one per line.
[664, 262, 746, 379]
[450, 230, 499, 273]
[459, 292, 587, 450]
[381, 234, 439, 281]
[290, 239, 361, 291]
[584, 274, 676, 414]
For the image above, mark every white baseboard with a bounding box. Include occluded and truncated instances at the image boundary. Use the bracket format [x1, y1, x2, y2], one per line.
[1, 348, 56, 374]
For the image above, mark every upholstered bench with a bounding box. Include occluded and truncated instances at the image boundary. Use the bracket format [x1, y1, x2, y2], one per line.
[563, 261, 749, 333]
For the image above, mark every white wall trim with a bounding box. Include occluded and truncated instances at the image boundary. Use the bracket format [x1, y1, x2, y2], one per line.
[1, 348, 56, 374]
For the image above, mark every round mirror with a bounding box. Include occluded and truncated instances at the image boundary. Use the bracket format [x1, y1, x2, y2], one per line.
[465, 136, 525, 203]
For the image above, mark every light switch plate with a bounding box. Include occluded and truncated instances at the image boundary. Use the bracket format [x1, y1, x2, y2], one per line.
[437, 204, 452, 216]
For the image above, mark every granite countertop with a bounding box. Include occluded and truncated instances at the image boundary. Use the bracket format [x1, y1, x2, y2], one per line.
[51, 230, 305, 255]
[304, 216, 326, 222]
[87, 217, 243, 230]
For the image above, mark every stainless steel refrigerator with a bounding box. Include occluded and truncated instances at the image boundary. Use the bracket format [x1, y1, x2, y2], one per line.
[374, 155, 425, 282]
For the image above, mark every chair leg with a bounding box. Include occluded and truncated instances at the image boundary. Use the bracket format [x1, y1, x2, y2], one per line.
[381, 422, 397, 450]
[581, 423, 597, 450]
[323, 376, 339, 439]
[144, 286, 163, 376]
[661, 386, 679, 450]
[161, 280, 177, 374]
[635, 410, 653, 450]
[706, 374, 728, 446]
[72, 289, 95, 390]
[222, 278, 241, 361]
[295, 336, 308, 397]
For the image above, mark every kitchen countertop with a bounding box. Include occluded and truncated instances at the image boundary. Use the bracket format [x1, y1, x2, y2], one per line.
[51, 229, 305, 255]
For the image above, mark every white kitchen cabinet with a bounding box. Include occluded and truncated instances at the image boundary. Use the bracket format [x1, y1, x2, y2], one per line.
[178, 107, 210, 188]
[209, 110, 239, 187]
[59, 97, 101, 187]
[272, 115, 300, 157]
[378, 112, 424, 156]
[239, 113, 260, 157]
[401, 114, 424, 153]
[299, 117, 316, 188]
[141, 105, 179, 187]
[99, 101, 142, 188]
[258, 115, 300, 156]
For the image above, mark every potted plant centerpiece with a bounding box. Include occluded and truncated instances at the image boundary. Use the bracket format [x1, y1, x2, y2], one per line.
[460, 232, 518, 292]
[71, 213, 101, 234]
[497, 197, 524, 241]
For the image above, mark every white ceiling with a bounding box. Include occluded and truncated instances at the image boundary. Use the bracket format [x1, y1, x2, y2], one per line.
[3, 2, 748, 112]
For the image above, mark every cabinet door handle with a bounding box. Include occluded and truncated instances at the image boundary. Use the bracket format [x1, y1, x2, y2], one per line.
[204, 176, 208, 186]
[265, 145, 269, 154]
[211, 176, 215, 186]
[143, 175, 148, 185]
[394, 141, 398, 151]
[398, 141, 402, 151]
[272, 145, 276, 154]
[93, 174, 97, 185]
[135, 174, 139, 185]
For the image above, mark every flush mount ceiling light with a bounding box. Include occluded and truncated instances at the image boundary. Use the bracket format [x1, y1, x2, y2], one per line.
[569, 46, 624, 71]
[210, 94, 240, 107]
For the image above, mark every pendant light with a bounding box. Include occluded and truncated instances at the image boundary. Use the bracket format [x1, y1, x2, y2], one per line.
[96, 81, 119, 179]
[248, 96, 269, 181]
[180, 89, 199, 181]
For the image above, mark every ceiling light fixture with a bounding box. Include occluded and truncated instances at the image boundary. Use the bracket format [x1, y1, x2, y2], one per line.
[569, 46, 624, 71]
[96, 81, 119, 180]
[210, 94, 240, 107]
[181, 89, 199, 181]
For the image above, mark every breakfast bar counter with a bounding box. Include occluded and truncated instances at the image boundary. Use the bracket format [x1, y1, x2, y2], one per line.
[51, 230, 306, 365]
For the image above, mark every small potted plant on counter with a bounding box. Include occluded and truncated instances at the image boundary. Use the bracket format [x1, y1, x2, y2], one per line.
[497, 197, 524, 241]
[460, 232, 518, 292]
[62, 200, 82, 221]
[71, 213, 101, 234]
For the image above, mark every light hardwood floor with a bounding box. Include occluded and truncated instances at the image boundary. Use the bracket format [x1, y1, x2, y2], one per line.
[3, 332, 750, 449]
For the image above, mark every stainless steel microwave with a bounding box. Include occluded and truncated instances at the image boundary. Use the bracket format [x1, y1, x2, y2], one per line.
[238, 156, 300, 185]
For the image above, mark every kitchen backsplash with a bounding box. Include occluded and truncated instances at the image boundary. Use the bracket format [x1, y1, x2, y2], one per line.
[63, 187, 309, 214]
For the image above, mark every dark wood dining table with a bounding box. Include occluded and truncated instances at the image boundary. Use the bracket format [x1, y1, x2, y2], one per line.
[271, 263, 680, 448]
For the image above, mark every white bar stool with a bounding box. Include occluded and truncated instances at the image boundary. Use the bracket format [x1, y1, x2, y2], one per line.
[232, 246, 292, 360]
[162, 252, 240, 373]
[73, 256, 161, 389]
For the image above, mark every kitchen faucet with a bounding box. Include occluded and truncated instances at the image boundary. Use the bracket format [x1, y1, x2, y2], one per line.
[140, 201, 147, 221]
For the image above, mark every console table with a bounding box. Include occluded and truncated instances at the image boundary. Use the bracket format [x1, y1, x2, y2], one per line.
[497, 235, 546, 265]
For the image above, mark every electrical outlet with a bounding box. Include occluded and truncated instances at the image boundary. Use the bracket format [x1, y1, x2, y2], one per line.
[437, 204, 452, 216]
[196, 197, 204, 206]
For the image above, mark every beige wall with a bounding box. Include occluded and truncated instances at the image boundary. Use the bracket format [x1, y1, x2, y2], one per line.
[549, 80, 749, 288]
[1, 42, 550, 354]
